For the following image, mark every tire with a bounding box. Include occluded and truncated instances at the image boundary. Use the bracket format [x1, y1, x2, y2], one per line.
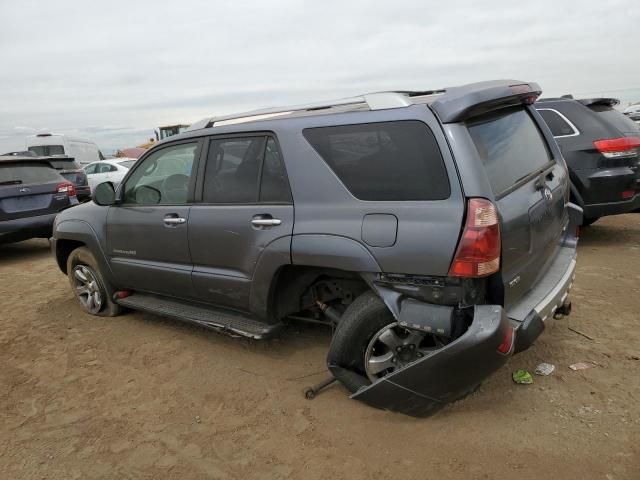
[327, 291, 396, 393]
[67, 247, 122, 317]
[582, 216, 600, 227]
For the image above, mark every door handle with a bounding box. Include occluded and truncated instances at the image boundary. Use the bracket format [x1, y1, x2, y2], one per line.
[164, 217, 186, 225]
[251, 217, 282, 227]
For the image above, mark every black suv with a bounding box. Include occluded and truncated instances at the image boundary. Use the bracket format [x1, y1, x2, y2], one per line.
[1, 156, 78, 244]
[536, 97, 640, 225]
[42, 156, 91, 202]
[52, 80, 581, 416]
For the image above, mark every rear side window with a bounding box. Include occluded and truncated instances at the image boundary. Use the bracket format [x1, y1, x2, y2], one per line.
[28, 145, 65, 156]
[589, 105, 640, 133]
[467, 108, 551, 195]
[0, 163, 61, 185]
[303, 121, 450, 201]
[537, 109, 578, 137]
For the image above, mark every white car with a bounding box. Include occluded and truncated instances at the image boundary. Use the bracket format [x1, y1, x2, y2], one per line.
[84, 158, 136, 191]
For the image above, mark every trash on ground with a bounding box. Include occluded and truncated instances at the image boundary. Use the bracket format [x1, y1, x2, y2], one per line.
[535, 362, 555, 376]
[512, 369, 533, 384]
[569, 362, 596, 371]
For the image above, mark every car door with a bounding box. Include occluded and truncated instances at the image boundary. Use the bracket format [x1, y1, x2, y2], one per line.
[106, 140, 202, 299]
[188, 135, 294, 311]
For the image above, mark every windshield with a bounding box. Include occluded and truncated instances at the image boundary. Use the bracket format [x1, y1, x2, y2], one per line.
[119, 160, 136, 169]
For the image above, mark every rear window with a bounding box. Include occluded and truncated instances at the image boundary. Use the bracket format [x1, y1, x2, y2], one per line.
[467, 108, 552, 195]
[589, 105, 640, 133]
[537, 109, 578, 137]
[303, 121, 450, 201]
[28, 145, 65, 156]
[47, 159, 81, 170]
[0, 162, 61, 185]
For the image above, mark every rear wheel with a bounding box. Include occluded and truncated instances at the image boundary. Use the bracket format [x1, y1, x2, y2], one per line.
[67, 247, 122, 317]
[327, 291, 444, 392]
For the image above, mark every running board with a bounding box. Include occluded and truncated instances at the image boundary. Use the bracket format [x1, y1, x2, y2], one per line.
[114, 293, 280, 339]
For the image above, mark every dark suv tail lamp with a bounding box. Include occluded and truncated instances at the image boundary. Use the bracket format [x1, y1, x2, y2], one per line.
[56, 182, 77, 197]
[593, 136, 640, 159]
[448, 198, 501, 278]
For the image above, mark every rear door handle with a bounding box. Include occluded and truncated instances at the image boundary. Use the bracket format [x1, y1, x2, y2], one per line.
[251, 217, 282, 227]
[164, 217, 186, 225]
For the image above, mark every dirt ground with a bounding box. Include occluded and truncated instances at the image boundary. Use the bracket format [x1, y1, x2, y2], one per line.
[1, 215, 639, 480]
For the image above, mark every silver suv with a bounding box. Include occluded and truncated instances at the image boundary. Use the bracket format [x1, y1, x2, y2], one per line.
[52, 80, 581, 416]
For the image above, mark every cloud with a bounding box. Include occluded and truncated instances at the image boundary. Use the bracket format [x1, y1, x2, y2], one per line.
[0, 0, 638, 153]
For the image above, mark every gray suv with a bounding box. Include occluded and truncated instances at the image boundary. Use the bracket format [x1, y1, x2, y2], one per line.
[52, 80, 581, 416]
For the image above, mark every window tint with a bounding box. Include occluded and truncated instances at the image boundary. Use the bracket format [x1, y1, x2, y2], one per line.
[467, 108, 552, 195]
[123, 142, 197, 205]
[203, 137, 266, 203]
[95, 163, 116, 173]
[28, 145, 65, 156]
[303, 121, 450, 201]
[537, 109, 577, 137]
[84, 164, 98, 174]
[589, 105, 640, 133]
[0, 162, 61, 185]
[260, 138, 291, 203]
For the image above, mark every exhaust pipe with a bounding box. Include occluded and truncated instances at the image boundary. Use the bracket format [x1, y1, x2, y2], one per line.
[554, 300, 572, 319]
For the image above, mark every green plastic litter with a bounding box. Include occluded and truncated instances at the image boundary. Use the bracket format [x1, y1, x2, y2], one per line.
[512, 369, 533, 384]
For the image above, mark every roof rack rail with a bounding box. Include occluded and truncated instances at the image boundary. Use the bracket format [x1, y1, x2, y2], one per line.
[186, 90, 443, 131]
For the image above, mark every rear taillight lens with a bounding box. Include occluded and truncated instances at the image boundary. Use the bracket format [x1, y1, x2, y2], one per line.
[449, 198, 501, 278]
[593, 136, 640, 159]
[56, 182, 76, 197]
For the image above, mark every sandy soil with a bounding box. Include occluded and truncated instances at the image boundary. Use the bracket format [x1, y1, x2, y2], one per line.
[0, 214, 639, 479]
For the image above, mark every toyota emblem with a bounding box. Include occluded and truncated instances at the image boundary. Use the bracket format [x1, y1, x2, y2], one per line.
[543, 187, 553, 202]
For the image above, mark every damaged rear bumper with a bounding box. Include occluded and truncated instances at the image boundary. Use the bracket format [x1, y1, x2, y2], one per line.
[350, 305, 511, 417]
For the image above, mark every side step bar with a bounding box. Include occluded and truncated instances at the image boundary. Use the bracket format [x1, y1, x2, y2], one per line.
[114, 293, 281, 340]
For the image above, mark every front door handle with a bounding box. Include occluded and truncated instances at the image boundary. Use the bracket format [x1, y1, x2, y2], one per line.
[164, 217, 186, 225]
[251, 217, 282, 227]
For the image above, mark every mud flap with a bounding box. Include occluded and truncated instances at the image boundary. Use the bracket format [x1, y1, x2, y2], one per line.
[350, 305, 511, 417]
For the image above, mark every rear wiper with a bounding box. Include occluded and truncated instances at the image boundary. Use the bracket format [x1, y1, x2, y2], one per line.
[0, 180, 22, 186]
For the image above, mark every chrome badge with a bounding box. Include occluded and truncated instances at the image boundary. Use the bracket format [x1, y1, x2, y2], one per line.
[19, 187, 31, 193]
[543, 187, 553, 202]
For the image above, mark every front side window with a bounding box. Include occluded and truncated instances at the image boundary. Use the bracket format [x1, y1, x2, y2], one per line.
[303, 121, 450, 201]
[467, 108, 552, 196]
[123, 142, 197, 205]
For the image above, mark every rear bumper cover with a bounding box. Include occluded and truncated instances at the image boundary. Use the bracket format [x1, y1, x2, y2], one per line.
[351, 305, 511, 417]
[583, 193, 640, 219]
[0, 213, 57, 243]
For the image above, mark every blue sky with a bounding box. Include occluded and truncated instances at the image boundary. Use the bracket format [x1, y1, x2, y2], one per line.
[1, 0, 638, 154]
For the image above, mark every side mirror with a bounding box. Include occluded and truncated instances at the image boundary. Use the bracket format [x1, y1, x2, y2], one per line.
[93, 182, 116, 206]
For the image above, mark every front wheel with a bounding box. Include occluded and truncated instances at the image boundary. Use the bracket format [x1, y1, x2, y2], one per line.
[67, 247, 122, 317]
[327, 291, 444, 393]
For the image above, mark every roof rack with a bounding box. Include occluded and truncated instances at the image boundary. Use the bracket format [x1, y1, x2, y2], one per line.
[186, 90, 445, 131]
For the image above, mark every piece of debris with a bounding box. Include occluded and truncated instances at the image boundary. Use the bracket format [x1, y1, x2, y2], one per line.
[627, 355, 639, 361]
[535, 362, 555, 376]
[512, 369, 533, 384]
[568, 327, 595, 341]
[569, 362, 596, 371]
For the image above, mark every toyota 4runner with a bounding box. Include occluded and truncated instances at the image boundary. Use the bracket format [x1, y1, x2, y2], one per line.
[52, 80, 581, 416]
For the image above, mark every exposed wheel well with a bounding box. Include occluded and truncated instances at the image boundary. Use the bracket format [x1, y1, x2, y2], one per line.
[269, 265, 370, 322]
[55, 239, 86, 274]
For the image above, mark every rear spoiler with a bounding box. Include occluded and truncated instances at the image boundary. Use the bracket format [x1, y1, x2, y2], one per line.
[577, 97, 620, 108]
[429, 80, 542, 123]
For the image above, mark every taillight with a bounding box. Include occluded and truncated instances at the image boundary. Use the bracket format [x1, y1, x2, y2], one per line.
[593, 136, 640, 159]
[449, 198, 501, 278]
[622, 189, 635, 200]
[56, 182, 76, 197]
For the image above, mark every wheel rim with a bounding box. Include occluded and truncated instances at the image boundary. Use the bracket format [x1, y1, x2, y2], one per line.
[72, 265, 103, 314]
[364, 322, 444, 382]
